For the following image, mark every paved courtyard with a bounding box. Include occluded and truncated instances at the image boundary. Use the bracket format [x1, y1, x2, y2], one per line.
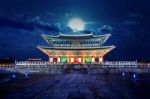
[0, 72, 150, 99]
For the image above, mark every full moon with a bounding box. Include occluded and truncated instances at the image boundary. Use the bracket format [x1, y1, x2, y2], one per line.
[68, 18, 84, 31]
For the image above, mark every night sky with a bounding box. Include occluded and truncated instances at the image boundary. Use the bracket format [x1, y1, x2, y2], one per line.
[0, 0, 150, 61]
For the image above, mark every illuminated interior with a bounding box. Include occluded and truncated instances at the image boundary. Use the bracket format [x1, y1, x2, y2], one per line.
[85, 57, 92, 62]
[61, 57, 67, 62]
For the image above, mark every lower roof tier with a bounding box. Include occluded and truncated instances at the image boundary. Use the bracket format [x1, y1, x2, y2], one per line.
[42, 33, 111, 47]
[37, 46, 115, 57]
[37, 45, 115, 50]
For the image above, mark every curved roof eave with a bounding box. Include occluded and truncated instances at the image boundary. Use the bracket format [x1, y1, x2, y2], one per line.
[37, 45, 115, 50]
[41, 33, 111, 40]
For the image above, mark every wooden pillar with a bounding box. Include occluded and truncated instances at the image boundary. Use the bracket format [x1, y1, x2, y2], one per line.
[67, 51, 71, 64]
[81, 51, 85, 64]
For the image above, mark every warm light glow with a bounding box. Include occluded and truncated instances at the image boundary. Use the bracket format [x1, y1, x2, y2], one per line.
[92, 58, 95, 62]
[99, 58, 103, 62]
[74, 58, 78, 63]
[50, 58, 53, 62]
[71, 58, 74, 62]
[58, 58, 60, 62]
[78, 58, 81, 62]
[68, 18, 84, 31]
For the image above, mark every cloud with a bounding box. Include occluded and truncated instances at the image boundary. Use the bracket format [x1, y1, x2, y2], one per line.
[122, 20, 138, 26]
[62, 26, 73, 33]
[0, 17, 60, 33]
[97, 25, 113, 34]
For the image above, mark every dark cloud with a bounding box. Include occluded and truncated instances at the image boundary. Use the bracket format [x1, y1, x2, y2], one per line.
[0, 17, 60, 33]
[61, 26, 73, 33]
[97, 25, 113, 34]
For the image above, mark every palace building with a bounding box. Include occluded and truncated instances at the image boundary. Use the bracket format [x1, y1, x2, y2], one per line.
[37, 32, 115, 64]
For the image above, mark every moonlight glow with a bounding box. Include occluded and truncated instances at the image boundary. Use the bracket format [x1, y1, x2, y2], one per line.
[68, 18, 84, 31]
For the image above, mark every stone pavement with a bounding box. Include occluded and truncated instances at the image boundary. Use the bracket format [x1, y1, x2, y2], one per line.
[0, 72, 150, 99]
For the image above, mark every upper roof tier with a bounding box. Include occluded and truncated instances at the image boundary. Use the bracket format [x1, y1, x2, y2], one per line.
[41, 32, 111, 47]
[42, 32, 111, 40]
[58, 32, 94, 39]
